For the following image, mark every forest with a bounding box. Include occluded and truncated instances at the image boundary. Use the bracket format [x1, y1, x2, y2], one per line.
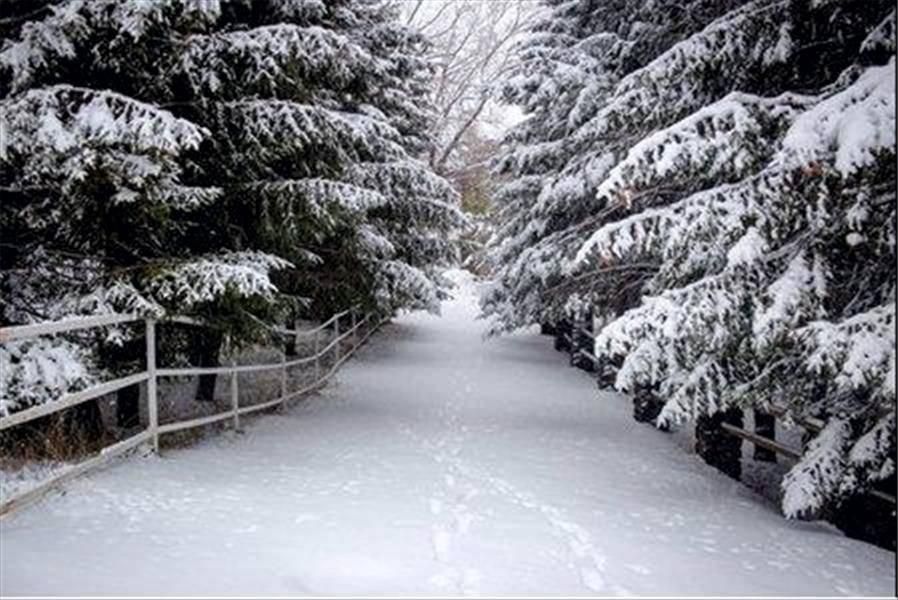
[0, 0, 895, 596]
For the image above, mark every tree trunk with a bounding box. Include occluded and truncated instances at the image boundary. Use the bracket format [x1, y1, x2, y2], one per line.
[553, 318, 572, 352]
[540, 322, 556, 336]
[116, 384, 140, 429]
[695, 408, 743, 480]
[284, 319, 298, 357]
[104, 336, 142, 430]
[193, 329, 224, 402]
[633, 385, 668, 430]
[753, 409, 777, 462]
[829, 476, 897, 551]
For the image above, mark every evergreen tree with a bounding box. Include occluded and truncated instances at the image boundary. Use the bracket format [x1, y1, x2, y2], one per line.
[160, 0, 463, 318]
[482, 0, 744, 333]
[1, 0, 285, 415]
[490, 0, 895, 519]
[0, 0, 461, 416]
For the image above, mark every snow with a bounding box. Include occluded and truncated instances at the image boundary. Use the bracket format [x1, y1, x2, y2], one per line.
[5, 85, 207, 157]
[0, 461, 71, 501]
[781, 419, 851, 519]
[578, 0, 793, 142]
[752, 252, 818, 351]
[802, 303, 896, 399]
[147, 251, 292, 309]
[257, 179, 388, 217]
[850, 412, 896, 470]
[0, 339, 95, 417]
[860, 9, 896, 55]
[725, 226, 768, 267]
[780, 59, 896, 177]
[592, 92, 792, 204]
[0, 271, 894, 596]
[178, 24, 374, 98]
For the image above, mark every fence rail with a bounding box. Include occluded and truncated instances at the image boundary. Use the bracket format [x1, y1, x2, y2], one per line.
[0, 372, 151, 432]
[0, 312, 139, 342]
[0, 307, 384, 517]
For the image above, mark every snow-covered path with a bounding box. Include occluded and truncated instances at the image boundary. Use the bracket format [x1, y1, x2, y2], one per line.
[0, 272, 894, 596]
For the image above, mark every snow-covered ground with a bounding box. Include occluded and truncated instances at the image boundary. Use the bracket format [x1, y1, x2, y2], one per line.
[0, 271, 894, 596]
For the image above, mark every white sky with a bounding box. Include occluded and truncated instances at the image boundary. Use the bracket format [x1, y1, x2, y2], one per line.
[479, 104, 527, 140]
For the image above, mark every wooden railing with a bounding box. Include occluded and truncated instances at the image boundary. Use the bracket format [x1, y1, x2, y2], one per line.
[0, 307, 384, 516]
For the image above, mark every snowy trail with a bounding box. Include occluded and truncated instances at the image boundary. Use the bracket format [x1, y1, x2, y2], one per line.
[0, 271, 894, 596]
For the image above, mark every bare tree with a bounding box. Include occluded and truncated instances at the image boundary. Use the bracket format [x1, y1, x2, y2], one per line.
[399, 0, 539, 177]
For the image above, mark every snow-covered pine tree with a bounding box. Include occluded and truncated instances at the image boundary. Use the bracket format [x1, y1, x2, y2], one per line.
[482, 0, 744, 334]
[0, 0, 291, 418]
[0, 0, 461, 416]
[153, 0, 463, 319]
[550, 1, 895, 518]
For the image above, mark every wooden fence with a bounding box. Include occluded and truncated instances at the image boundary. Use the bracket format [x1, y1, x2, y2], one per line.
[0, 307, 384, 516]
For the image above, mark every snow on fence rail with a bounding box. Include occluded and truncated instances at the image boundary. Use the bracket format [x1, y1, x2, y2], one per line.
[0, 307, 384, 516]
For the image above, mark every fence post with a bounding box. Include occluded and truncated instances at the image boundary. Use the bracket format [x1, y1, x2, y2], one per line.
[633, 383, 669, 431]
[313, 329, 321, 381]
[350, 308, 357, 350]
[596, 354, 622, 389]
[229, 340, 240, 431]
[230, 371, 240, 430]
[753, 409, 777, 462]
[334, 314, 341, 365]
[554, 317, 572, 353]
[695, 408, 743, 480]
[571, 317, 595, 373]
[280, 350, 288, 409]
[145, 318, 159, 454]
